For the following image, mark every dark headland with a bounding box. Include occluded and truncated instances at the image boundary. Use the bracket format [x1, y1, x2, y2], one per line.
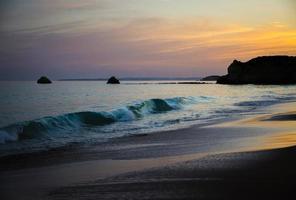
[200, 75, 220, 81]
[217, 56, 296, 84]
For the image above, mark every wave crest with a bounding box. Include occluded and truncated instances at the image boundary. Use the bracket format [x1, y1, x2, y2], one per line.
[0, 96, 200, 144]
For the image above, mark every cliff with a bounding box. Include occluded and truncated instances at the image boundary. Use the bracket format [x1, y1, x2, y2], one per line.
[217, 56, 296, 84]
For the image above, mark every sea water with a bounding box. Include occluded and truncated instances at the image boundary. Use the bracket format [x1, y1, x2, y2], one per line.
[0, 81, 295, 156]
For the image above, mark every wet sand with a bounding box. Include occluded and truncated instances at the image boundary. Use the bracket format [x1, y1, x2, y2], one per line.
[52, 146, 296, 200]
[1, 102, 296, 200]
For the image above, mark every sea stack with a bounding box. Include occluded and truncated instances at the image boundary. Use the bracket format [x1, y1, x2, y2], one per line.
[107, 76, 120, 84]
[37, 76, 52, 84]
[217, 56, 296, 85]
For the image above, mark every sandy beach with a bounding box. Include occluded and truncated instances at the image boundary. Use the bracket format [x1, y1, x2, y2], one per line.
[1, 1, 295, 199]
[1, 102, 296, 200]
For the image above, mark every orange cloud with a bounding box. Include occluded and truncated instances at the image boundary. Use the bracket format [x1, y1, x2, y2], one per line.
[111, 18, 296, 64]
[57, 17, 294, 76]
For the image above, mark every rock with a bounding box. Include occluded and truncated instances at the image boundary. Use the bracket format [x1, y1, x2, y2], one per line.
[37, 76, 52, 84]
[217, 56, 296, 84]
[201, 75, 220, 81]
[107, 76, 120, 84]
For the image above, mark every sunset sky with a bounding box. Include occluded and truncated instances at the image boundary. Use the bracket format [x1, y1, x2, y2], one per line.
[0, 0, 295, 80]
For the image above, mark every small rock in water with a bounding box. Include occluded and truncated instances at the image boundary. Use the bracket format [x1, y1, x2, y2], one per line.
[37, 76, 52, 84]
[107, 76, 120, 84]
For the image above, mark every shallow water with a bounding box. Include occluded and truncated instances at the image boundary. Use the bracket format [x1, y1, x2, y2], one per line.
[0, 81, 295, 156]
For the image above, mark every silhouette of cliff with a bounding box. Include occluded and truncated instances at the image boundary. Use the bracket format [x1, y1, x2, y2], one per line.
[217, 56, 296, 84]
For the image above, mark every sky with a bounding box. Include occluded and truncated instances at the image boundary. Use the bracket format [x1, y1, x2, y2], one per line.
[0, 0, 295, 80]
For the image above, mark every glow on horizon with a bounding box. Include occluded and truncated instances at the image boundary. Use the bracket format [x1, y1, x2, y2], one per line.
[0, 0, 295, 80]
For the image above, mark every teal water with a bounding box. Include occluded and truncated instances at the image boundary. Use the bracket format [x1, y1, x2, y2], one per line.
[0, 81, 295, 156]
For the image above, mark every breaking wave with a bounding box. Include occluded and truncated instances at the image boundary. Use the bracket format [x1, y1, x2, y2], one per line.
[0, 96, 202, 144]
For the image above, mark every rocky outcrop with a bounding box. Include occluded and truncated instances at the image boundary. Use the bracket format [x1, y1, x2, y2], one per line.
[37, 76, 52, 84]
[107, 76, 120, 84]
[217, 56, 296, 84]
[201, 75, 220, 81]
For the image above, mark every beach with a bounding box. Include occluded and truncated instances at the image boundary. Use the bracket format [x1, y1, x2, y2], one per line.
[1, 0, 295, 199]
[0, 101, 295, 199]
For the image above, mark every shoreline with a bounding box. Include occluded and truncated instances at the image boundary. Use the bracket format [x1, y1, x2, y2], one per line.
[0, 113, 244, 170]
[1, 102, 296, 199]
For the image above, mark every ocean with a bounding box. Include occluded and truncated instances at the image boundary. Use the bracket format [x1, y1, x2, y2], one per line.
[0, 81, 295, 157]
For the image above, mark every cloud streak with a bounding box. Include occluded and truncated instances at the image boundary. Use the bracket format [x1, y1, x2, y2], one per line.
[0, 0, 295, 80]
